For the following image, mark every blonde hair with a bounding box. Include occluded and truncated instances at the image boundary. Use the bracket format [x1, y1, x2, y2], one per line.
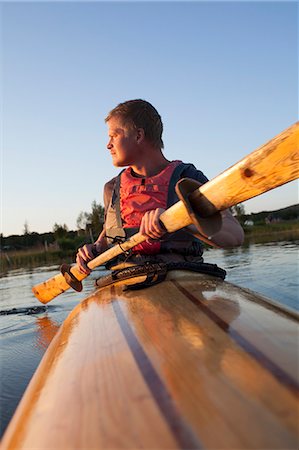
[105, 99, 164, 149]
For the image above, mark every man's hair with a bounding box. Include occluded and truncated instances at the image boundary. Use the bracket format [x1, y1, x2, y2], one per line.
[105, 99, 164, 149]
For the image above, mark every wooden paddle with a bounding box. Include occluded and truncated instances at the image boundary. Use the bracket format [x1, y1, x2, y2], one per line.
[33, 122, 299, 303]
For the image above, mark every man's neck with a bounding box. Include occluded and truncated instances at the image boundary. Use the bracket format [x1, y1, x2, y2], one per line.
[130, 150, 170, 178]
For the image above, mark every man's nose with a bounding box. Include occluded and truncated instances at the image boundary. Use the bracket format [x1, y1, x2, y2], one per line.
[107, 139, 112, 149]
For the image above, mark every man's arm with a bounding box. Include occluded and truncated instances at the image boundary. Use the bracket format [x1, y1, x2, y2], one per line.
[76, 178, 116, 274]
[76, 228, 108, 274]
[140, 208, 244, 248]
[185, 209, 244, 248]
[94, 228, 109, 253]
[176, 169, 244, 248]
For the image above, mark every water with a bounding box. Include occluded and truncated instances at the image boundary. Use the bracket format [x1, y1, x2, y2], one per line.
[204, 241, 299, 312]
[0, 242, 298, 436]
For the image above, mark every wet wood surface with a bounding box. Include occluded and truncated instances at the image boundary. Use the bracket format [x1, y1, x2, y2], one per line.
[2, 272, 298, 449]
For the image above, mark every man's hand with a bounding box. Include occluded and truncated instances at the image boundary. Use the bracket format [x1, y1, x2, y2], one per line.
[76, 242, 101, 274]
[139, 208, 166, 240]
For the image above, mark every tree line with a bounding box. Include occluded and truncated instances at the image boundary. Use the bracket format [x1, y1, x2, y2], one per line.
[1, 202, 298, 252]
[1, 201, 105, 252]
[243, 204, 299, 224]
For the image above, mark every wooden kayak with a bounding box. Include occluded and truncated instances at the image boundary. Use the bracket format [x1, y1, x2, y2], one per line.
[1, 270, 298, 449]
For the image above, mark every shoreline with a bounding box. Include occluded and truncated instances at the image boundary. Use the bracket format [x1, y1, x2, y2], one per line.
[1, 226, 298, 275]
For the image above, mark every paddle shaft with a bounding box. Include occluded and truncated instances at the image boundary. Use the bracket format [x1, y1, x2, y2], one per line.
[32, 122, 299, 303]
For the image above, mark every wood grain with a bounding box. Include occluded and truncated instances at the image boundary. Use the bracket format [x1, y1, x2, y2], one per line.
[3, 272, 299, 449]
[189, 121, 299, 215]
[1, 293, 182, 449]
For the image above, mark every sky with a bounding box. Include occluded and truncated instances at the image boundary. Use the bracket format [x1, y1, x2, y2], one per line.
[1, 0, 298, 237]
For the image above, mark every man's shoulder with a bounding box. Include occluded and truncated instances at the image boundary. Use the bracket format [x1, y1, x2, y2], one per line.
[103, 176, 119, 210]
[178, 162, 209, 183]
[104, 176, 118, 191]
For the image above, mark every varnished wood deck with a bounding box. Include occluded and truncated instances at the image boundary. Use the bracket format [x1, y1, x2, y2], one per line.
[1, 272, 298, 449]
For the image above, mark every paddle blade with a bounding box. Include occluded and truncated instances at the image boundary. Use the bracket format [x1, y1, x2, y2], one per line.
[32, 266, 87, 304]
[32, 233, 148, 304]
[190, 121, 299, 211]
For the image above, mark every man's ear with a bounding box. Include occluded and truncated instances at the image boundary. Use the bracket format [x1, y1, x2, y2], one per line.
[136, 128, 145, 143]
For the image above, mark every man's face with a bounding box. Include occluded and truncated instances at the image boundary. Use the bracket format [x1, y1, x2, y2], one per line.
[106, 117, 139, 167]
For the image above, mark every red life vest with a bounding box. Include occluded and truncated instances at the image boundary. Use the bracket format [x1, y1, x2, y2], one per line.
[120, 160, 182, 254]
[104, 161, 207, 261]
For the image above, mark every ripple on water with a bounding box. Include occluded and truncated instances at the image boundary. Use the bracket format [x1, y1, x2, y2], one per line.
[204, 241, 298, 311]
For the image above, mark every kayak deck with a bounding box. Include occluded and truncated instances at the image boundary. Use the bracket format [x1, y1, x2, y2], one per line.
[1, 271, 298, 449]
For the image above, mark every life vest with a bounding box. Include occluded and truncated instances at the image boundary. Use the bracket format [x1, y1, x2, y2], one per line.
[104, 161, 208, 257]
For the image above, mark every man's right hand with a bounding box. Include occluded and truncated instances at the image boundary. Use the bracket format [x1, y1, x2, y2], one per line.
[76, 243, 101, 275]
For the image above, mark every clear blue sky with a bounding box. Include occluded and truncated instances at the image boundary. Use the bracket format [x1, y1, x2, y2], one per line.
[1, 1, 298, 236]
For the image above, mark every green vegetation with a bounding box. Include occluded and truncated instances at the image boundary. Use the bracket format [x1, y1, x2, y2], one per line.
[234, 203, 299, 244]
[0, 236, 89, 274]
[1, 203, 298, 274]
[244, 204, 299, 224]
[243, 220, 299, 244]
[0, 201, 104, 274]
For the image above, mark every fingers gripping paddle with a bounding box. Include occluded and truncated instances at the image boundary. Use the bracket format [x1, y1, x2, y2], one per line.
[33, 122, 299, 303]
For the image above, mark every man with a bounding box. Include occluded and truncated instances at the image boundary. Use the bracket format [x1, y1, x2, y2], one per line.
[77, 99, 244, 274]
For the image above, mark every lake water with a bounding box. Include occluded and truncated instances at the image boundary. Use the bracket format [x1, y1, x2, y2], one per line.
[203, 241, 299, 312]
[0, 241, 298, 437]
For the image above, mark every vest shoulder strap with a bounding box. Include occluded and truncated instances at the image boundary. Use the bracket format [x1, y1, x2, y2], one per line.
[109, 169, 125, 228]
[167, 162, 198, 207]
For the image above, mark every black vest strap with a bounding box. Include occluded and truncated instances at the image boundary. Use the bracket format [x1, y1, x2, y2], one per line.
[111, 170, 125, 228]
[166, 163, 195, 207]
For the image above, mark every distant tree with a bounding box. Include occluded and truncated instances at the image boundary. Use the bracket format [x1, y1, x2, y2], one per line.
[26, 232, 42, 247]
[23, 220, 30, 235]
[22, 221, 31, 248]
[76, 211, 90, 232]
[53, 223, 69, 240]
[77, 201, 105, 239]
[231, 204, 246, 225]
[89, 201, 105, 236]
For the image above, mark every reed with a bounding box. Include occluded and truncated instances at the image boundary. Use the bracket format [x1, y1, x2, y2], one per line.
[1, 222, 298, 274]
[0, 249, 76, 275]
[244, 221, 299, 244]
